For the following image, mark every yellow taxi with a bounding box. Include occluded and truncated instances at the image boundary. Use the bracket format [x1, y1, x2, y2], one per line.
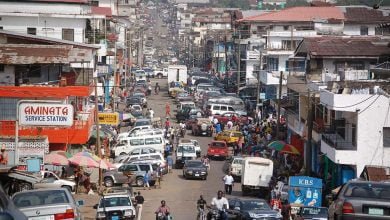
[215, 131, 243, 144]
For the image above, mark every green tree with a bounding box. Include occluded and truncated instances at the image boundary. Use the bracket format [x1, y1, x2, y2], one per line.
[286, 0, 309, 7]
[216, 0, 251, 10]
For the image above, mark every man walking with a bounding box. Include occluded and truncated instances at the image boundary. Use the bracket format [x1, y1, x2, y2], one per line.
[223, 172, 234, 195]
[135, 192, 144, 220]
[165, 102, 171, 117]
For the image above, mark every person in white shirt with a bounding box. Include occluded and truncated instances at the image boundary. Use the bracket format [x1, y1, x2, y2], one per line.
[149, 108, 154, 119]
[226, 120, 233, 130]
[210, 190, 229, 220]
[222, 172, 234, 195]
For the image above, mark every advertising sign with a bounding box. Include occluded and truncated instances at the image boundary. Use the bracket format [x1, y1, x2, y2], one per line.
[288, 176, 323, 207]
[19, 103, 74, 126]
[98, 112, 119, 125]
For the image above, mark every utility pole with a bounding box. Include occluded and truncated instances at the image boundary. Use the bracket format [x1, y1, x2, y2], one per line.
[276, 71, 283, 139]
[217, 38, 220, 73]
[94, 78, 102, 187]
[236, 40, 241, 94]
[306, 90, 314, 176]
[256, 50, 263, 107]
[224, 35, 228, 75]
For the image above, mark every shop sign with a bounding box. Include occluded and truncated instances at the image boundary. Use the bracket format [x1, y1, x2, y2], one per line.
[98, 112, 119, 125]
[19, 103, 74, 127]
[288, 176, 322, 207]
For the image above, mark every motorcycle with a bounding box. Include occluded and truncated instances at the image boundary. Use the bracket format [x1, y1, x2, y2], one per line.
[156, 212, 173, 220]
[207, 207, 228, 220]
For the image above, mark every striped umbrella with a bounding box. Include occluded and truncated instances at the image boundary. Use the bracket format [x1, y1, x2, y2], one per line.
[99, 159, 115, 170]
[44, 153, 69, 166]
[68, 155, 99, 168]
[279, 144, 301, 155]
[52, 151, 72, 158]
[74, 151, 101, 161]
[268, 141, 301, 155]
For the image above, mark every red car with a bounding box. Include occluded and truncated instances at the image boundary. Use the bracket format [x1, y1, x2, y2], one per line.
[207, 141, 229, 160]
[214, 112, 251, 124]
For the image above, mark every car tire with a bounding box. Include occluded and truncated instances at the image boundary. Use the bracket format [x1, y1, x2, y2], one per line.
[136, 177, 144, 187]
[157, 73, 163, 79]
[104, 177, 114, 187]
[61, 185, 72, 193]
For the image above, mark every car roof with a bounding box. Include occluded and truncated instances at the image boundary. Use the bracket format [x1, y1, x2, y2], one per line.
[101, 194, 130, 198]
[136, 118, 151, 122]
[13, 188, 68, 195]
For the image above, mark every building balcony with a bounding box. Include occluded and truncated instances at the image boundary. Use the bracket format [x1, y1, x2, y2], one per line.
[286, 109, 305, 136]
[259, 70, 287, 85]
[0, 109, 95, 144]
[267, 30, 317, 38]
[320, 90, 375, 112]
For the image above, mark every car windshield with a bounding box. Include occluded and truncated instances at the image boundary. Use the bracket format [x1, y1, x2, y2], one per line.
[128, 97, 140, 102]
[344, 182, 390, 199]
[177, 145, 195, 153]
[13, 190, 70, 207]
[99, 197, 131, 207]
[135, 120, 150, 126]
[241, 200, 270, 211]
[133, 93, 145, 98]
[187, 161, 203, 167]
[300, 207, 328, 217]
[211, 142, 226, 148]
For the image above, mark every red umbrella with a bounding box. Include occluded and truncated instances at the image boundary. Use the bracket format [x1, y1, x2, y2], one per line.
[68, 155, 99, 168]
[44, 153, 69, 166]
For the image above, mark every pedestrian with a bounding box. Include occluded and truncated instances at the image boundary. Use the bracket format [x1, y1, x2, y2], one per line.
[0, 144, 8, 165]
[143, 170, 150, 190]
[155, 82, 160, 95]
[215, 122, 222, 134]
[149, 108, 154, 119]
[203, 156, 210, 170]
[167, 155, 173, 173]
[61, 166, 67, 179]
[165, 102, 171, 117]
[154, 168, 161, 189]
[222, 172, 234, 195]
[164, 142, 171, 158]
[135, 192, 144, 220]
[165, 118, 171, 130]
[227, 120, 233, 130]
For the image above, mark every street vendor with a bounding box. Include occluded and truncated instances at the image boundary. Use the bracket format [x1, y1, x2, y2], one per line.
[0, 144, 8, 165]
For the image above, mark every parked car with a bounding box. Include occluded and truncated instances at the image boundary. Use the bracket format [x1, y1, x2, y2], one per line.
[134, 118, 151, 127]
[179, 139, 201, 158]
[103, 163, 157, 187]
[175, 144, 197, 169]
[228, 198, 282, 220]
[182, 160, 208, 180]
[34, 171, 76, 192]
[214, 112, 252, 125]
[328, 180, 390, 220]
[207, 141, 229, 160]
[12, 188, 83, 220]
[114, 147, 157, 163]
[295, 206, 328, 220]
[191, 118, 213, 137]
[0, 185, 27, 220]
[132, 92, 147, 108]
[94, 192, 136, 220]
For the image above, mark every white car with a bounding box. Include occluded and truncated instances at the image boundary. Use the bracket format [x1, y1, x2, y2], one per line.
[34, 171, 76, 192]
[94, 194, 136, 220]
[179, 139, 201, 158]
[130, 105, 142, 112]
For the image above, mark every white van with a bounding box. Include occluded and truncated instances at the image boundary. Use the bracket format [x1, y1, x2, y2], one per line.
[177, 101, 196, 111]
[241, 157, 274, 196]
[114, 135, 165, 157]
[117, 125, 152, 141]
[129, 129, 164, 137]
[207, 103, 235, 115]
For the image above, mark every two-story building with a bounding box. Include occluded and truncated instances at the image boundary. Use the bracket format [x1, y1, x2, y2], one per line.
[0, 30, 99, 165]
[286, 36, 390, 187]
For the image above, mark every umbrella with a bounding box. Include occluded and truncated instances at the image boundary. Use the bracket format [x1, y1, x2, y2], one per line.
[268, 140, 286, 149]
[99, 159, 115, 170]
[74, 151, 100, 161]
[268, 141, 301, 155]
[44, 153, 69, 166]
[68, 155, 99, 168]
[90, 129, 109, 139]
[279, 144, 301, 155]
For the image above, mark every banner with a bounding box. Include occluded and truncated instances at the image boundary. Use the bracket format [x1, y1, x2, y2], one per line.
[19, 103, 74, 127]
[98, 112, 119, 125]
[288, 176, 323, 207]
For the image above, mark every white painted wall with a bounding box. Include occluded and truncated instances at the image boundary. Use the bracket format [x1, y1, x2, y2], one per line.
[0, 15, 86, 43]
[0, 65, 15, 85]
[320, 91, 390, 175]
[343, 24, 376, 36]
[0, 2, 90, 15]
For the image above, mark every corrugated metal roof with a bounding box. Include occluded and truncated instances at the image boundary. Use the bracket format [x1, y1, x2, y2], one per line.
[91, 6, 112, 17]
[23, 0, 88, 4]
[0, 30, 100, 49]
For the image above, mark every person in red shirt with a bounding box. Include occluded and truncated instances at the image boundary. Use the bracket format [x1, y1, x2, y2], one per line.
[155, 200, 170, 220]
[270, 194, 282, 213]
[165, 102, 171, 117]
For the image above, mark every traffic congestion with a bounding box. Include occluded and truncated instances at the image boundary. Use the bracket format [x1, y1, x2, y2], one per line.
[0, 0, 390, 220]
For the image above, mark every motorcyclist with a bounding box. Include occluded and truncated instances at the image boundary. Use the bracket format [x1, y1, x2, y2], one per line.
[209, 190, 229, 220]
[155, 200, 170, 220]
[197, 195, 207, 219]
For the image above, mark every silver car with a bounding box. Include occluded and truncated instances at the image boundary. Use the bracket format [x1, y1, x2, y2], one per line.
[328, 180, 390, 220]
[12, 188, 83, 220]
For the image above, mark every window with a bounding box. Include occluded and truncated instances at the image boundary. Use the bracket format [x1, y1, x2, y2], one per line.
[62, 28, 74, 41]
[139, 165, 151, 172]
[90, 1, 99, 6]
[130, 139, 144, 146]
[268, 57, 279, 71]
[384, 127, 390, 148]
[130, 149, 140, 155]
[0, 27, 3, 30]
[360, 26, 369, 35]
[0, 64, 4, 72]
[27, 27, 36, 35]
[283, 26, 289, 31]
[213, 106, 220, 110]
[221, 106, 227, 111]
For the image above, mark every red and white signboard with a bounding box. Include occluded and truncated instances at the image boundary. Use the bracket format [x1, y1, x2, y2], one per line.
[19, 103, 74, 127]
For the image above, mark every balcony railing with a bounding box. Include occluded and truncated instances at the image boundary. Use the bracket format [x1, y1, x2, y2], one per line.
[321, 126, 356, 150]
